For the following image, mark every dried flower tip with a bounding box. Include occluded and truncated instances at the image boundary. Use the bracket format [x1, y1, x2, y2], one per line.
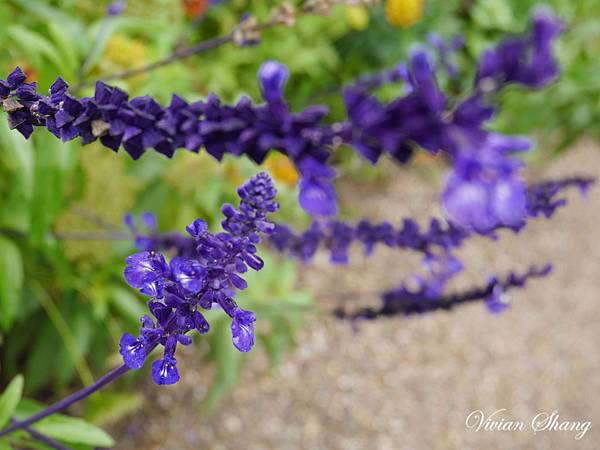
[1, 97, 23, 113]
[232, 14, 261, 47]
[91, 119, 111, 137]
[303, 0, 334, 15]
[271, 2, 297, 27]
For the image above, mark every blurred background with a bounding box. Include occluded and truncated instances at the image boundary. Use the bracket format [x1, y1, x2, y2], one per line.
[0, 0, 598, 449]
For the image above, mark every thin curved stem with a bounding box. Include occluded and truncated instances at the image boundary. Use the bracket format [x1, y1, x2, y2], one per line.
[81, 1, 368, 85]
[96, 34, 233, 84]
[11, 419, 73, 450]
[0, 365, 130, 438]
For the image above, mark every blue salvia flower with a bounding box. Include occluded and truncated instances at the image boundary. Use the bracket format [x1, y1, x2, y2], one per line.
[525, 176, 594, 218]
[0, 63, 334, 216]
[270, 176, 593, 262]
[119, 172, 279, 385]
[335, 264, 553, 319]
[127, 176, 594, 266]
[441, 133, 532, 231]
[475, 8, 564, 91]
[0, 9, 563, 224]
[341, 11, 563, 231]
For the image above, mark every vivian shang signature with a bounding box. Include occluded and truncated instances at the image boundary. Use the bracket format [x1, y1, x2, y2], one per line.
[465, 409, 591, 440]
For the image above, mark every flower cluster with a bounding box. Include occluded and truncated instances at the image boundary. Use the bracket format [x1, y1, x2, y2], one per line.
[342, 10, 563, 230]
[0, 62, 334, 216]
[441, 133, 532, 232]
[475, 8, 564, 90]
[525, 176, 595, 218]
[335, 263, 553, 319]
[124, 176, 593, 267]
[268, 176, 593, 263]
[0, 9, 563, 229]
[269, 218, 467, 264]
[119, 172, 278, 385]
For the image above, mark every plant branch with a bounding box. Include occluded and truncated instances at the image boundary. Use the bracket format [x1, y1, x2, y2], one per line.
[11, 419, 73, 450]
[0, 365, 130, 438]
[83, 1, 379, 85]
[95, 34, 233, 84]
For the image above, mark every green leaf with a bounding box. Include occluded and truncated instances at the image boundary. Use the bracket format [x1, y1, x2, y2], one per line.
[0, 122, 34, 232]
[47, 22, 80, 77]
[7, 25, 65, 71]
[470, 0, 518, 31]
[0, 375, 24, 429]
[24, 322, 60, 394]
[16, 399, 114, 447]
[29, 132, 77, 244]
[34, 416, 115, 447]
[0, 236, 24, 332]
[107, 286, 146, 325]
[79, 19, 120, 77]
[84, 391, 144, 426]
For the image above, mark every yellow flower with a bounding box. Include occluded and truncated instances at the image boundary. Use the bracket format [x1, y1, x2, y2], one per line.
[105, 34, 147, 70]
[265, 153, 299, 187]
[385, 0, 425, 28]
[346, 5, 369, 31]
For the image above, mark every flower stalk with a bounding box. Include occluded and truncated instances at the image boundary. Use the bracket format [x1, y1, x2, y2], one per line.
[0, 364, 132, 439]
[10, 419, 73, 450]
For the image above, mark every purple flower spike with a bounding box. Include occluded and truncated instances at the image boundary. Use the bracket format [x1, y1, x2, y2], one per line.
[0, 10, 565, 218]
[336, 264, 553, 319]
[119, 173, 278, 385]
[475, 9, 564, 90]
[231, 308, 256, 352]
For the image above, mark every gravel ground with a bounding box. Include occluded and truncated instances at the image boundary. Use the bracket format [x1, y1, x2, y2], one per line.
[113, 140, 600, 450]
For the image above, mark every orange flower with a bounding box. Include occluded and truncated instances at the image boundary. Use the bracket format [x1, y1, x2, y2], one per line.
[183, 0, 209, 19]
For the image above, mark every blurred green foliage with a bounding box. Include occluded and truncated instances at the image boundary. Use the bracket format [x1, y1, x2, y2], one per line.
[0, 0, 598, 447]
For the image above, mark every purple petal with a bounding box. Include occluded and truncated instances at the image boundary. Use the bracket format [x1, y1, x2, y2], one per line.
[151, 356, 180, 385]
[119, 333, 147, 369]
[231, 308, 256, 352]
[259, 61, 289, 104]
